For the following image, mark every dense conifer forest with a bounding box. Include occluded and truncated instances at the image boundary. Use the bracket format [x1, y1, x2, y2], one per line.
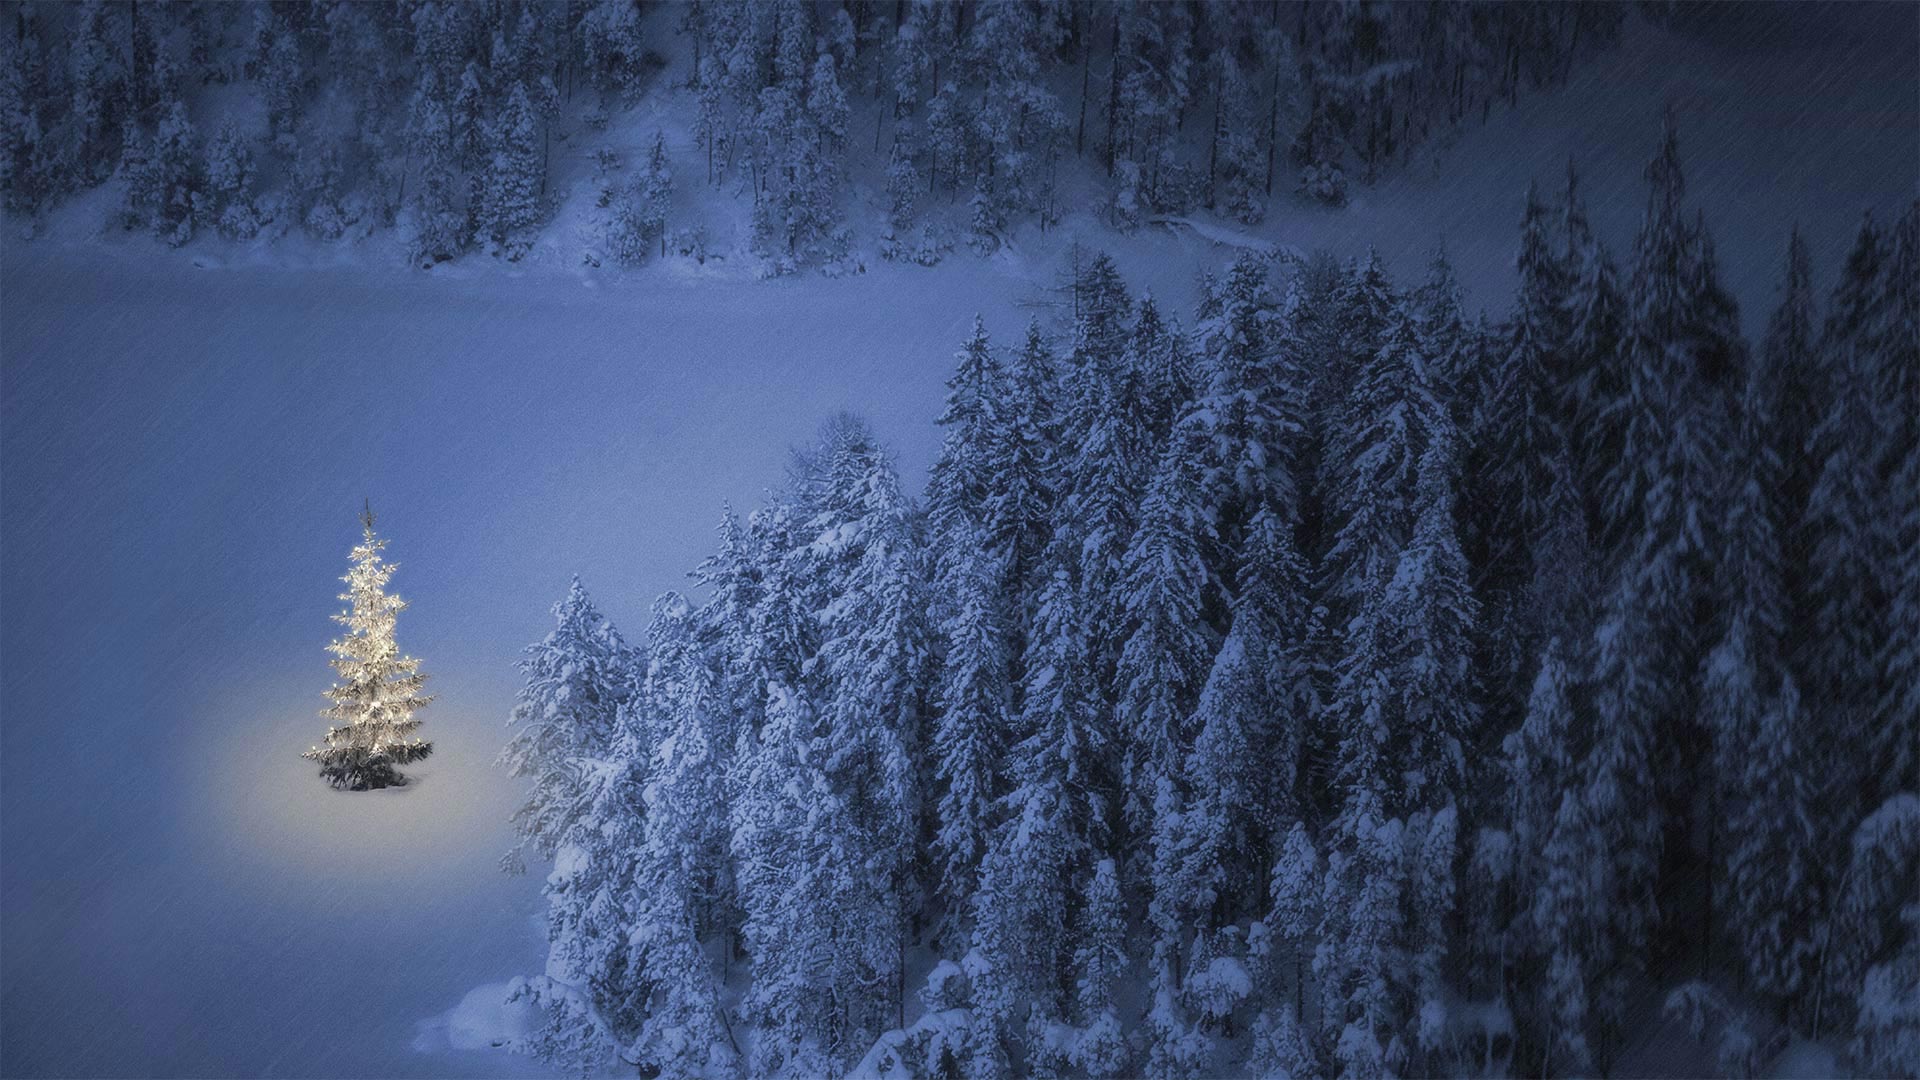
[495, 117, 1920, 1076]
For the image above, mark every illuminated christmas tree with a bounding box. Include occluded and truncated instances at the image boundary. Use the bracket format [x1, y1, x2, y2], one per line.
[304, 501, 434, 790]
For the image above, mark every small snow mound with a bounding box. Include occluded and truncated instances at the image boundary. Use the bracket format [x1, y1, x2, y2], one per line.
[1191, 956, 1253, 999]
[1188, 955, 1254, 1025]
[921, 959, 968, 1010]
[850, 1007, 975, 1079]
[412, 980, 539, 1053]
[1150, 215, 1307, 262]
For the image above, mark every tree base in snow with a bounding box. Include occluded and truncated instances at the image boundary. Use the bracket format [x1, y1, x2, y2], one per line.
[304, 741, 432, 791]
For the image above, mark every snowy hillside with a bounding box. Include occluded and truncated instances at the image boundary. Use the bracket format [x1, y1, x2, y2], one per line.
[3, 2, 1910, 336]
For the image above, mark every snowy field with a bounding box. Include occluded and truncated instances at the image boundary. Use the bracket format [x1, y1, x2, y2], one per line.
[0, 250, 1030, 1078]
[2, 4, 1915, 1077]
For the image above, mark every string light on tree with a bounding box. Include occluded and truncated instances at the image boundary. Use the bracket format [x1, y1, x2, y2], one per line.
[303, 500, 434, 790]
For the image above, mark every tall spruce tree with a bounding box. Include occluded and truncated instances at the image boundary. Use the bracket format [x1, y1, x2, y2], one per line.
[629, 593, 734, 1078]
[1382, 428, 1478, 813]
[1478, 180, 1572, 586]
[1321, 249, 1399, 438]
[982, 319, 1059, 611]
[1414, 242, 1476, 432]
[1762, 228, 1821, 604]
[932, 520, 1011, 930]
[531, 690, 650, 1071]
[1564, 235, 1628, 544]
[1178, 505, 1316, 926]
[1072, 856, 1130, 1078]
[1801, 215, 1892, 872]
[1116, 421, 1218, 840]
[1703, 242, 1815, 997]
[485, 81, 544, 259]
[731, 678, 850, 1077]
[1324, 313, 1445, 624]
[1317, 604, 1409, 1076]
[1187, 253, 1306, 556]
[928, 316, 1006, 582]
[1467, 183, 1574, 766]
[501, 577, 648, 1074]
[798, 417, 928, 1054]
[1573, 566, 1665, 1068]
[1723, 677, 1818, 1012]
[1870, 203, 1920, 796]
[500, 575, 638, 871]
[1504, 637, 1579, 947]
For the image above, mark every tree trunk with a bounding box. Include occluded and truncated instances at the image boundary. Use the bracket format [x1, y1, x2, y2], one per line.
[1265, 61, 1280, 196]
[396, 146, 410, 222]
[1206, 70, 1220, 208]
[1702, 794, 1715, 981]
[1104, 11, 1122, 175]
[1076, 8, 1090, 156]
[129, 0, 145, 109]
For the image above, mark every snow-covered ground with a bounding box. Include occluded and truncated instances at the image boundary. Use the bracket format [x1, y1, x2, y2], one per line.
[0, 248, 1043, 1077]
[1, 4, 1912, 1076]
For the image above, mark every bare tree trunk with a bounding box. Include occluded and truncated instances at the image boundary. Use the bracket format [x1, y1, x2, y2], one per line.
[1105, 10, 1122, 175]
[1076, 7, 1090, 156]
[1703, 795, 1716, 981]
[1265, 61, 1281, 196]
[396, 147, 410, 221]
[1206, 68, 1220, 208]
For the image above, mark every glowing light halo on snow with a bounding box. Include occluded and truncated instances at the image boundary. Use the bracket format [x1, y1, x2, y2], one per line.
[186, 665, 520, 900]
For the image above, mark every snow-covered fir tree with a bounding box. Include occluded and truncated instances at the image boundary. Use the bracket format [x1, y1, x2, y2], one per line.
[927, 316, 1006, 578]
[982, 319, 1060, 610]
[1116, 421, 1218, 841]
[1503, 637, 1578, 955]
[202, 119, 258, 240]
[1381, 428, 1478, 813]
[1701, 244, 1820, 1009]
[609, 130, 673, 265]
[931, 517, 1010, 933]
[730, 677, 850, 1077]
[499, 575, 637, 872]
[1798, 214, 1892, 902]
[627, 592, 735, 1078]
[1316, 603, 1410, 1078]
[1323, 311, 1447, 626]
[1176, 505, 1314, 930]
[1472, 181, 1571, 596]
[1467, 182, 1574, 747]
[406, 88, 466, 266]
[1071, 857, 1129, 1079]
[484, 81, 544, 259]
